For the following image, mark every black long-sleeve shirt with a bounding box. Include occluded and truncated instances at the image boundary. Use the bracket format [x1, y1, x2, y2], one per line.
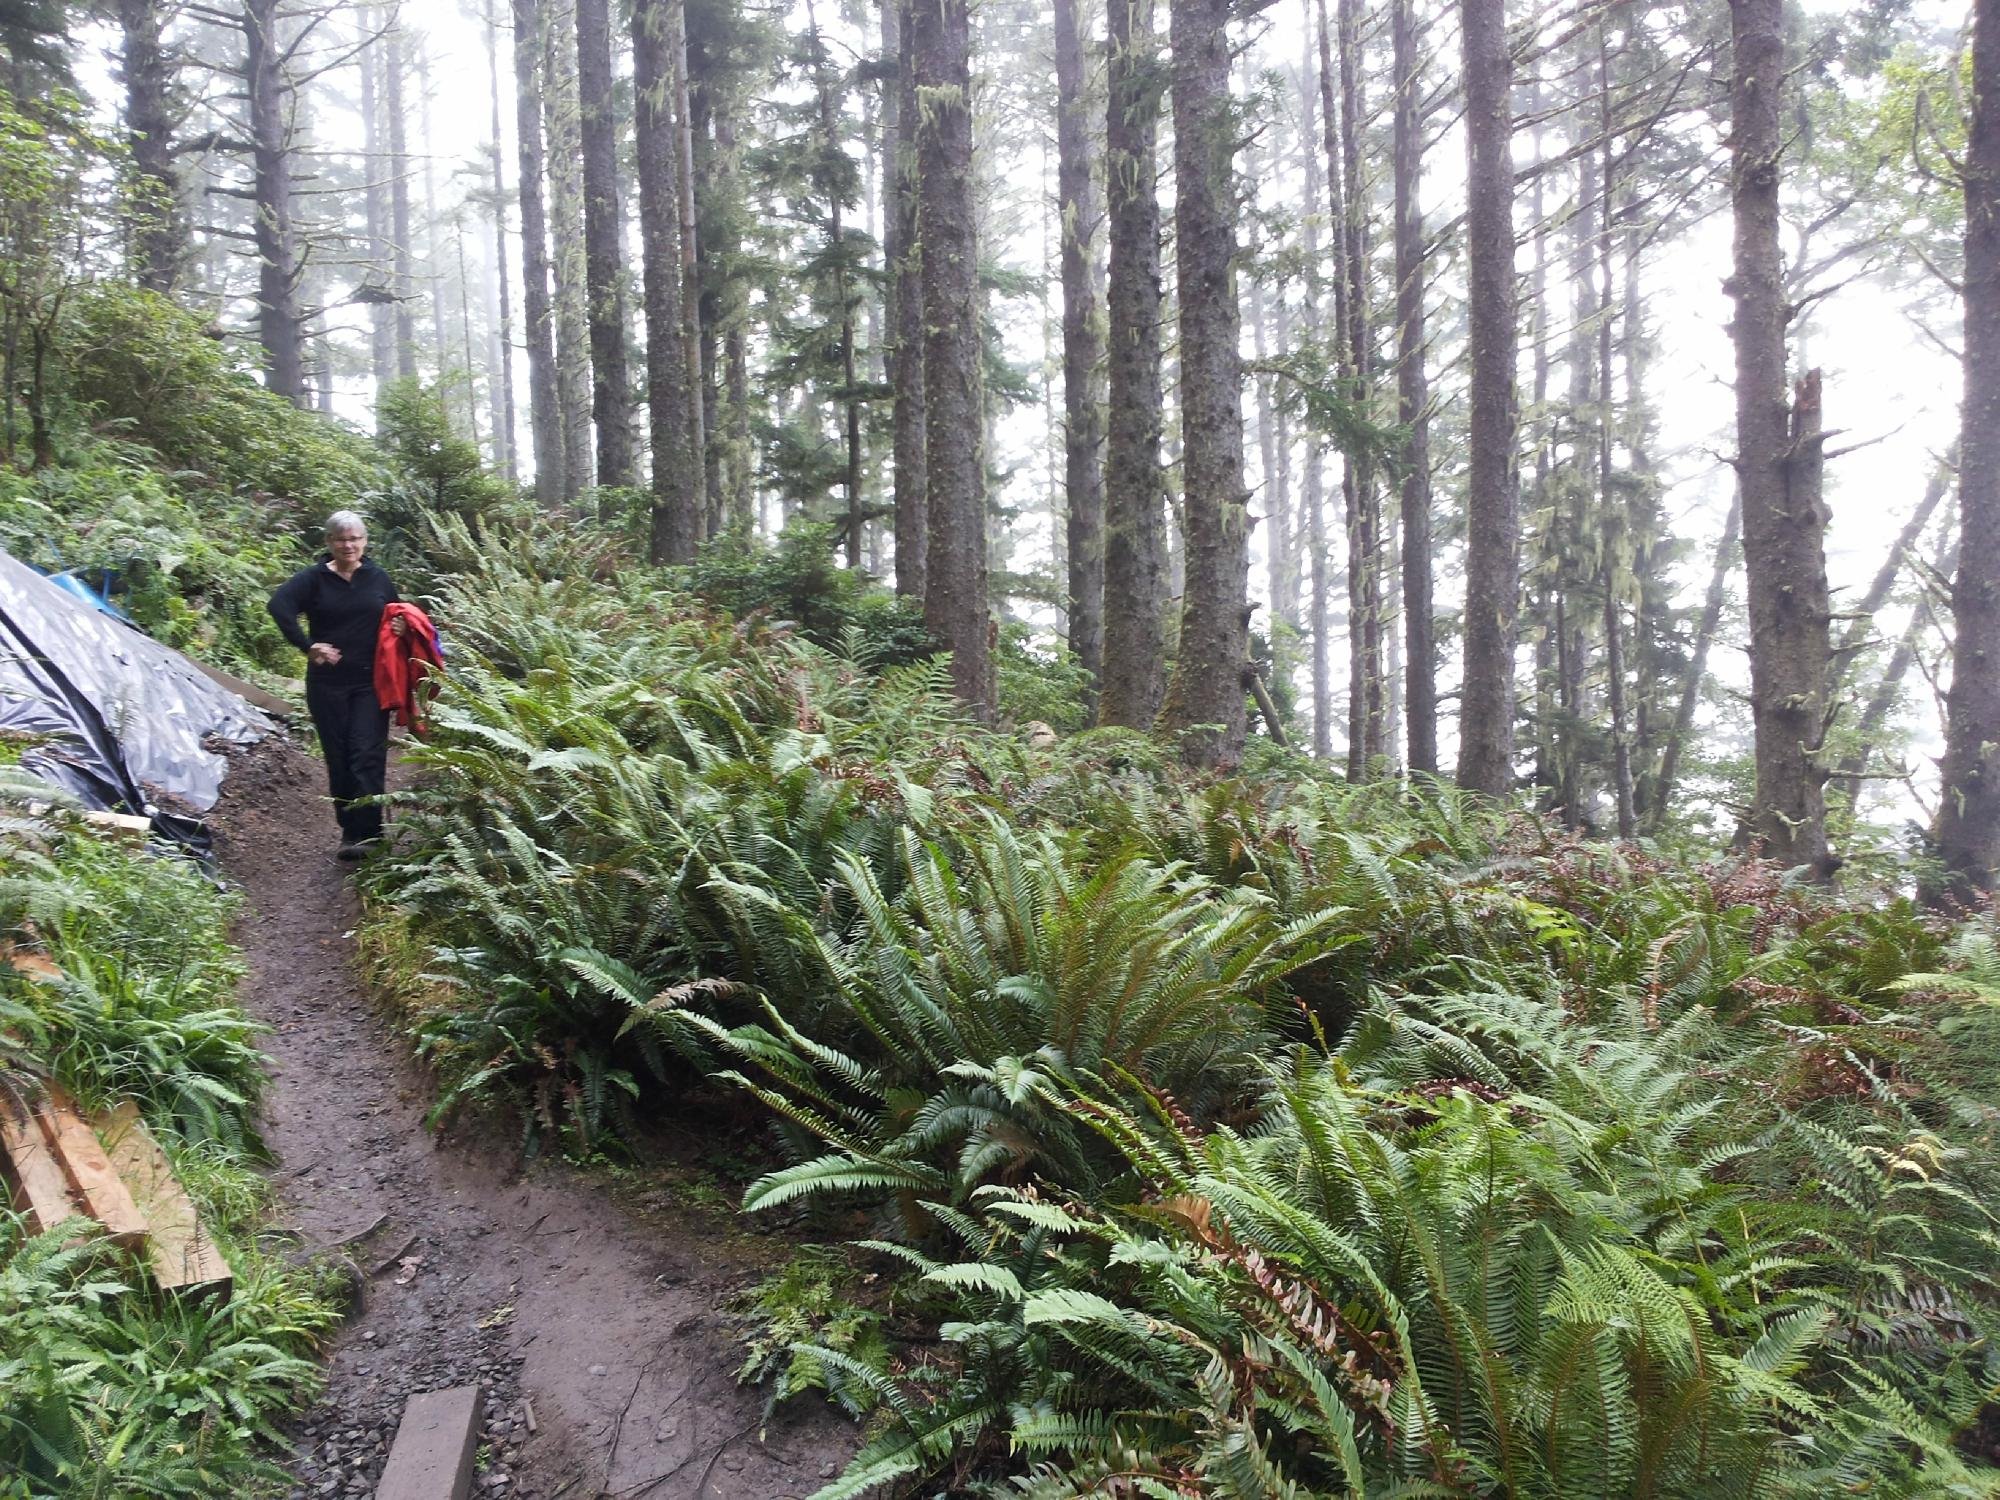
[267, 558, 399, 686]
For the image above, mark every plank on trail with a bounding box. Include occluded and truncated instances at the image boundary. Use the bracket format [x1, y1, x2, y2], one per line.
[376, 1386, 483, 1500]
[0, 1090, 81, 1234]
[97, 1101, 232, 1297]
[34, 1084, 146, 1249]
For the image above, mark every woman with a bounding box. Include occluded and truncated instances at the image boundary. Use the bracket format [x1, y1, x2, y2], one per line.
[267, 512, 404, 859]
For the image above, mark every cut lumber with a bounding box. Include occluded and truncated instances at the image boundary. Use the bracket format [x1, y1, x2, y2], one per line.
[376, 1386, 482, 1500]
[35, 1085, 146, 1249]
[0, 1089, 81, 1234]
[97, 1101, 232, 1297]
[80, 810, 151, 842]
[184, 657, 293, 717]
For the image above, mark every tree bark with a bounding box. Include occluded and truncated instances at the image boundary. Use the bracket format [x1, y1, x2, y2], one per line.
[670, 0, 708, 534]
[573, 0, 634, 489]
[544, 0, 595, 497]
[1830, 454, 1951, 698]
[1729, 0, 1833, 871]
[1455, 0, 1521, 797]
[1598, 29, 1635, 838]
[1841, 531, 1956, 824]
[1160, 0, 1249, 768]
[483, 0, 517, 482]
[119, 0, 180, 294]
[1098, 0, 1169, 730]
[244, 0, 305, 406]
[913, 0, 990, 716]
[886, 0, 926, 593]
[387, 21, 417, 382]
[1056, 0, 1106, 704]
[362, 11, 395, 398]
[1391, 0, 1434, 776]
[633, 0, 698, 562]
[512, 0, 564, 504]
[1934, 0, 2000, 901]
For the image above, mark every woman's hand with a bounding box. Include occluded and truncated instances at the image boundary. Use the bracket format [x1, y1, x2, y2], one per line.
[308, 642, 342, 668]
[389, 616, 408, 638]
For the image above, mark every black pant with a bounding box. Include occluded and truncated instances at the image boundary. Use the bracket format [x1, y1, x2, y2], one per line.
[306, 678, 390, 843]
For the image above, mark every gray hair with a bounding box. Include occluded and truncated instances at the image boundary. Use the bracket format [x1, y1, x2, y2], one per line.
[324, 510, 368, 538]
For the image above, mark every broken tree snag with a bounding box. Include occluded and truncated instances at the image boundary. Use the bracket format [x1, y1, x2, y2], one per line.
[0, 1087, 82, 1233]
[97, 1101, 232, 1297]
[377, 1386, 482, 1500]
[34, 1084, 147, 1249]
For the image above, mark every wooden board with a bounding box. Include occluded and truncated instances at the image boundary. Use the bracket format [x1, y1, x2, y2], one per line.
[0, 1090, 82, 1234]
[34, 1086, 146, 1249]
[184, 658, 295, 718]
[376, 1386, 482, 1500]
[97, 1101, 232, 1297]
[80, 810, 152, 842]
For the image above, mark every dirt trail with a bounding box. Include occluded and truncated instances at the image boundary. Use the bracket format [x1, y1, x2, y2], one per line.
[213, 737, 851, 1499]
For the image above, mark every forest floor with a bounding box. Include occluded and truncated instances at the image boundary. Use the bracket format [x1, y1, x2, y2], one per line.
[210, 735, 854, 1500]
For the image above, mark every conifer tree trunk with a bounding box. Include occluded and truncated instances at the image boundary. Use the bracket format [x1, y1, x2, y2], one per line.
[544, 0, 595, 497]
[1391, 0, 1434, 776]
[1055, 0, 1106, 703]
[513, 0, 563, 504]
[362, 13, 395, 398]
[885, 0, 926, 591]
[1730, 0, 1833, 871]
[1598, 32, 1635, 838]
[245, 0, 305, 405]
[670, 0, 708, 532]
[1455, 0, 1521, 797]
[483, 0, 517, 481]
[1270, 289, 1296, 631]
[1845, 530, 1956, 824]
[1648, 492, 1739, 831]
[633, 0, 697, 562]
[573, 0, 633, 489]
[119, 0, 180, 294]
[1161, 0, 1249, 767]
[1299, 64, 1333, 759]
[387, 22, 417, 382]
[1098, 0, 1168, 729]
[913, 0, 990, 716]
[1935, 0, 2000, 900]
[1334, 0, 1381, 772]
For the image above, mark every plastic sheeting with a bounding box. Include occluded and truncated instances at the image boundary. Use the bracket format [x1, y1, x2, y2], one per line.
[0, 548, 270, 827]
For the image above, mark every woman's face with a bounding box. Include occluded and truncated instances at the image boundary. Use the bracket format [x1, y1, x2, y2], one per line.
[329, 527, 368, 569]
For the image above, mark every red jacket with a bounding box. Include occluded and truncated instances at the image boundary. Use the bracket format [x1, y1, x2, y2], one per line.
[374, 602, 445, 736]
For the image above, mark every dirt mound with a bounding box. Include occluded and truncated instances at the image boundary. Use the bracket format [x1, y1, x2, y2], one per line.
[211, 735, 853, 1498]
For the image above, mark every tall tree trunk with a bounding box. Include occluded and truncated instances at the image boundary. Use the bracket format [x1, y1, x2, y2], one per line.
[803, 0, 863, 569]
[513, 0, 563, 504]
[1098, 0, 1169, 730]
[417, 48, 452, 411]
[1730, 0, 1833, 871]
[1270, 290, 1296, 632]
[1647, 492, 1740, 832]
[544, 0, 595, 497]
[362, 11, 395, 398]
[633, 0, 698, 562]
[670, 0, 708, 535]
[1332, 0, 1382, 773]
[245, 0, 305, 405]
[1934, 0, 2000, 901]
[119, 0, 180, 294]
[1299, 62, 1333, 758]
[1455, 0, 1520, 797]
[885, 0, 926, 591]
[1161, 0, 1249, 768]
[1391, 0, 1434, 776]
[387, 22, 417, 382]
[1055, 0, 1106, 705]
[913, 0, 990, 716]
[1598, 30, 1635, 838]
[573, 0, 633, 489]
[483, 0, 517, 482]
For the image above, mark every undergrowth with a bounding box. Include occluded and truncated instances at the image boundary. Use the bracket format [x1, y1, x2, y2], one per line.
[352, 525, 2000, 1497]
[0, 779, 339, 1497]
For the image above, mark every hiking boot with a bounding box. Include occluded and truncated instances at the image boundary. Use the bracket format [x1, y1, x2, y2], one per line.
[336, 839, 377, 861]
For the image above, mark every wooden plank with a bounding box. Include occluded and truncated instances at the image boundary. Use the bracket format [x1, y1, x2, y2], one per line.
[80, 810, 151, 842]
[96, 1102, 232, 1297]
[183, 657, 294, 718]
[0, 1090, 82, 1234]
[34, 1086, 146, 1249]
[376, 1386, 483, 1500]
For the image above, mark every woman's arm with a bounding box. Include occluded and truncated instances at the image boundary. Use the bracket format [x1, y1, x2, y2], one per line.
[267, 568, 315, 652]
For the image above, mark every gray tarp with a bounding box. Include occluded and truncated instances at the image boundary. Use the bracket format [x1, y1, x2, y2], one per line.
[0, 547, 269, 821]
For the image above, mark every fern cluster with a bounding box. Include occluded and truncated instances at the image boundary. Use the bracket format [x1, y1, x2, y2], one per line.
[362, 535, 2000, 1496]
